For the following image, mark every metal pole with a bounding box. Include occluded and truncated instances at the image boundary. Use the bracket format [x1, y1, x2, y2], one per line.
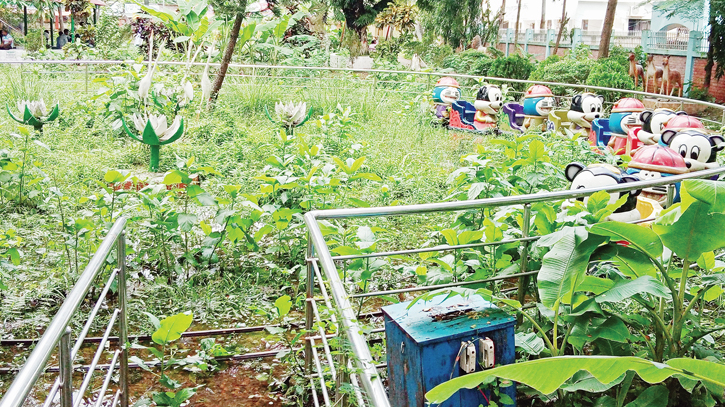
[117, 232, 129, 407]
[85, 63, 89, 94]
[59, 327, 73, 407]
[23, 7, 28, 36]
[517, 204, 532, 324]
[666, 184, 675, 208]
[304, 233, 315, 373]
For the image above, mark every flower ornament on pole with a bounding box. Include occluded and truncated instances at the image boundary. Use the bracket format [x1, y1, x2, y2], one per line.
[7, 99, 60, 132]
[265, 101, 313, 135]
[122, 114, 184, 172]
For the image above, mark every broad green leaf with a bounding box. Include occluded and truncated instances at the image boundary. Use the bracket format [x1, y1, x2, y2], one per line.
[569, 316, 631, 348]
[440, 229, 458, 246]
[576, 276, 615, 295]
[177, 213, 197, 232]
[561, 372, 626, 393]
[330, 246, 361, 256]
[538, 227, 605, 308]
[589, 222, 663, 260]
[592, 244, 657, 278]
[681, 179, 725, 212]
[595, 276, 670, 304]
[624, 385, 669, 407]
[275, 295, 292, 318]
[698, 252, 716, 271]
[458, 230, 483, 245]
[426, 356, 725, 404]
[152, 313, 193, 346]
[653, 201, 725, 262]
[514, 332, 545, 355]
[143, 312, 161, 330]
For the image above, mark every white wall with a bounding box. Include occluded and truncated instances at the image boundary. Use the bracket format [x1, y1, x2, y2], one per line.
[486, 0, 652, 32]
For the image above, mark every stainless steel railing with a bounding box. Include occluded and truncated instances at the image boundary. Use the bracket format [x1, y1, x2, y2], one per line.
[0, 217, 129, 407]
[304, 166, 725, 407]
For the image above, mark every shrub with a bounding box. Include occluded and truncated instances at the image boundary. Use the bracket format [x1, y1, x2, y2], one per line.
[488, 53, 535, 91]
[529, 58, 595, 95]
[24, 29, 45, 53]
[422, 43, 454, 67]
[441, 49, 493, 76]
[687, 83, 715, 102]
[586, 59, 635, 101]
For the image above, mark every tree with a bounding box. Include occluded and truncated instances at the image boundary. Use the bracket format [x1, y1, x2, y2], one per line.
[553, 0, 568, 55]
[208, 0, 248, 102]
[598, 0, 618, 58]
[418, 0, 484, 47]
[330, 0, 393, 55]
[540, 0, 546, 29]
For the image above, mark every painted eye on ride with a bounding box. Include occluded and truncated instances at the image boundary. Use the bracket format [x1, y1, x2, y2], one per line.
[691, 146, 700, 160]
[678, 145, 687, 158]
[576, 185, 586, 189]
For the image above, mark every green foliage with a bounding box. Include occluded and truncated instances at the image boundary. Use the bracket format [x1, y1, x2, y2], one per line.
[418, 0, 498, 48]
[426, 356, 725, 404]
[488, 54, 535, 91]
[441, 49, 493, 76]
[23, 29, 44, 53]
[586, 59, 635, 100]
[529, 57, 595, 96]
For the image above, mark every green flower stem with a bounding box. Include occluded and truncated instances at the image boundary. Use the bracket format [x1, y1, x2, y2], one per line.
[150, 145, 160, 172]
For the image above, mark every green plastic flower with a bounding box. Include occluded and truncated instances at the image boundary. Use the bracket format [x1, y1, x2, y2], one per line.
[7, 99, 60, 132]
[122, 113, 184, 172]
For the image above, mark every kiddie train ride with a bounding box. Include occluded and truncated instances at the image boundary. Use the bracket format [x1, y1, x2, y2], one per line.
[430, 77, 725, 221]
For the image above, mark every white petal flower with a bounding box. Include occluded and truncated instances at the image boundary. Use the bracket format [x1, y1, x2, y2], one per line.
[132, 113, 147, 133]
[160, 116, 182, 141]
[34, 99, 48, 117]
[150, 114, 168, 136]
[275, 101, 308, 127]
[17, 100, 29, 115]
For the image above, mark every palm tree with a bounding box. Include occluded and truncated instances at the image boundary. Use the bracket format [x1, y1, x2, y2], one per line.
[598, 0, 618, 58]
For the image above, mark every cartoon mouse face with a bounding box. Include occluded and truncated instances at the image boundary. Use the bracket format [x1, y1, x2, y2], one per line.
[565, 162, 640, 210]
[640, 109, 686, 135]
[474, 85, 503, 115]
[661, 129, 725, 170]
[567, 93, 604, 128]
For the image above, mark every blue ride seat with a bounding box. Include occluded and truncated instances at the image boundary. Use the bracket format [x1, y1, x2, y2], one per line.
[451, 101, 477, 126]
[502, 103, 525, 132]
[592, 118, 612, 147]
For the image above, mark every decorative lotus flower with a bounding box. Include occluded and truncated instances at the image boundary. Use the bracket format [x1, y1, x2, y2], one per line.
[122, 113, 184, 172]
[7, 99, 59, 132]
[266, 101, 312, 133]
[180, 81, 194, 107]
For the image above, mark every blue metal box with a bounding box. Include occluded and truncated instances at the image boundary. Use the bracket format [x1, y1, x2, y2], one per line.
[382, 294, 516, 407]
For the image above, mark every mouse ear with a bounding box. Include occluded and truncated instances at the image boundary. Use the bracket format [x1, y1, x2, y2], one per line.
[639, 110, 653, 123]
[565, 162, 586, 182]
[711, 134, 725, 152]
[621, 175, 642, 197]
[597, 95, 605, 103]
[571, 94, 582, 107]
[661, 129, 678, 145]
[675, 111, 688, 116]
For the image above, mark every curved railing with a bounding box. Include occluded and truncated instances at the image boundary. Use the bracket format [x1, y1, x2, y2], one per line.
[304, 166, 725, 407]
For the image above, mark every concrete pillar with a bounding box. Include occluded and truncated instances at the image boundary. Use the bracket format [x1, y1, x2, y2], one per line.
[546, 29, 555, 57]
[684, 31, 703, 97]
[641, 30, 651, 54]
[572, 28, 582, 49]
[525, 29, 533, 54]
[506, 28, 513, 56]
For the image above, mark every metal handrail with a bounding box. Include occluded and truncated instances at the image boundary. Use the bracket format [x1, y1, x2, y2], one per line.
[1, 60, 723, 112]
[0, 217, 129, 407]
[305, 166, 725, 407]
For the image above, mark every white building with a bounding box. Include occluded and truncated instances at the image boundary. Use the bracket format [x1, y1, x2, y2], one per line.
[487, 0, 652, 33]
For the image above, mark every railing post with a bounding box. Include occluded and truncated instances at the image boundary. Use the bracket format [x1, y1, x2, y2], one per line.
[117, 232, 129, 407]
[524, 28, 532, 54]
[505, 28, 512, 57]
[684, 31, 702, 97]
[641, 30, 651, 54]
[305, 233, 315, 373]
[666, 185, 675, 208]
[546, 29, 554, 57]
[59, 327, 73, 407]
[572, 28, 582, 49]
[517, 204, 532, 325]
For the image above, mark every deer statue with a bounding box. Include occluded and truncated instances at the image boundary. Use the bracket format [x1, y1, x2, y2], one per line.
[644, 54, 663, 94]
[628, 53, 644, 88]
[661, 56, 683, 97]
